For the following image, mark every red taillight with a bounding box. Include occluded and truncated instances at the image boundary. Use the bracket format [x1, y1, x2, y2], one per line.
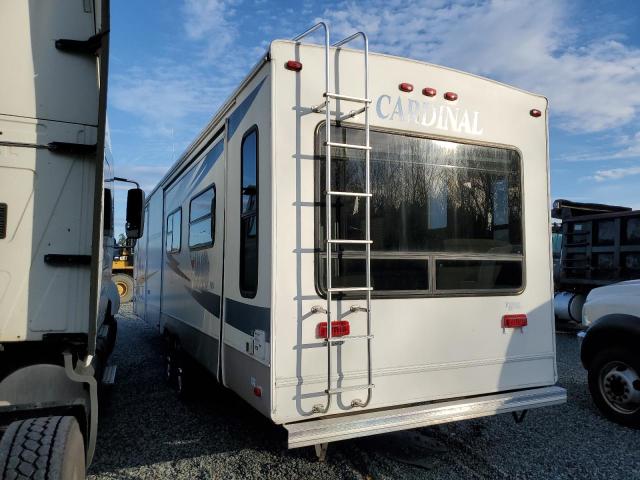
[316, 320, 350, 338]
[502, 314, 528, 328]
[253, 386, 262, 397]
[530, 109, 542, 117]
[422, 87, 437, 97]
[399, 82, 414, 92]
[285, 60, 302, 72]
[444, 92, 458, 101]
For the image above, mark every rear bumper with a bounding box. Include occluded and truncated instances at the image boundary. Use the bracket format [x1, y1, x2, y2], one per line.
[284, 385, 566, 448]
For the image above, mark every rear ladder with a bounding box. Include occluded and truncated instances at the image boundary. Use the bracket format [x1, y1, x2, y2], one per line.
[293, 23, 374, 413]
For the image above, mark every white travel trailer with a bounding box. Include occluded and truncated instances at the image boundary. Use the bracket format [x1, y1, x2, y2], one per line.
[0, 1, 144, 476]
[135, 23, 566, 458]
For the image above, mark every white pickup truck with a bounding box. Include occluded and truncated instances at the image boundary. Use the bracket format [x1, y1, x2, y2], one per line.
[580, 280, 640, 427]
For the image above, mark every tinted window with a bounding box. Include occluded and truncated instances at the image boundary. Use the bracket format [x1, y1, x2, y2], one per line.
[189, 187, 215, 249]
[103, 188, 113, 235]
[166, 209, 181, 253]
[435, 259, 522, 290]
[316, 125, 524, 296]
[240, 127, 258, 297]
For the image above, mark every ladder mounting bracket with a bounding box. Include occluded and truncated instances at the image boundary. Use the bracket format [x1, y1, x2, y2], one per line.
[55, 31, 109, 55]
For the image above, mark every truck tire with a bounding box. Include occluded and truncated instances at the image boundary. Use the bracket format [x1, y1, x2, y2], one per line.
[113, 273, 134, 303]
[588, 347, 640, 428]
[0, 416, 85, 480]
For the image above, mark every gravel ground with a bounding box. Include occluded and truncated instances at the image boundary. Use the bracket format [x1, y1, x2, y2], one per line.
[88, 304, 640, 480]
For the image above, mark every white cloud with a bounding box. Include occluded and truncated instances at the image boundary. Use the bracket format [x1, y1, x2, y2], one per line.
[561, 130, 640, 162]
[110, 63, 229, 128]
[183, 0, 238, 60]
[590, 165, 640, 182]
[321, 0, 640, 134]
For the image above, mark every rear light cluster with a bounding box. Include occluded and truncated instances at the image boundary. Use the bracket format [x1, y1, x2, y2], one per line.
[398, 83, 457, 101]
[316, 320, 350, 338]
[502, 314, 528, 328]
[284, 62, 540, 118]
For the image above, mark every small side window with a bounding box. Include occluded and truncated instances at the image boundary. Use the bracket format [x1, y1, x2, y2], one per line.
[165, 208, 182, 253]
[240, 127, 258, 298]
[103, 188, 114, 235]
[189, 186, 215, 249]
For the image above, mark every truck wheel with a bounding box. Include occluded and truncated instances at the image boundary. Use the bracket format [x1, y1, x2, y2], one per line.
[588, 347, 640, 428]
[113, 273, 133, 303]
[0, 416, 85, 480]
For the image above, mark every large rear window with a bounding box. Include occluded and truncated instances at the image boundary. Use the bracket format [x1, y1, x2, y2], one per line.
[315, 124, 524, 297]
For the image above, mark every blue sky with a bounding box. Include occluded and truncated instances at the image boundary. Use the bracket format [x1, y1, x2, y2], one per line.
[108, 0, 640, 235]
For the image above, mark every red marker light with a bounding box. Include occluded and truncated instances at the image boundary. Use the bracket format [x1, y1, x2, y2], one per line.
[444, 92, 458, 101]
[316, 320, 350, 338]
[502, 314, 528, 328]
[422, 87, 437, 97]
[399, 83, 414, 92]
[530, 109, 542, 117]
[253, 386, 262, 397]
[285, 60, 302, 72]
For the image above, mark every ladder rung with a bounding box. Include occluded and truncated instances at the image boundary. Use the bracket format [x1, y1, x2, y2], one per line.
[327, 239, 372, 245]
[327, 286, 373, 293]
[325, 93, 371, 104]
[327, 191, 371, 197]
[327, 384, 375, 395]
[326, 141, 371, 151]
[337, 107, 367, 121]
[325, 335, 374, 344]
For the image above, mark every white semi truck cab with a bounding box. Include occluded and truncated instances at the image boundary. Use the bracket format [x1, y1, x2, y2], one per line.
[580, 280, 640, 427]
[0, 2, 144, 477]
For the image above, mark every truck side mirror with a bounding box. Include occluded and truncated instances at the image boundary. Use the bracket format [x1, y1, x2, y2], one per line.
[126, 188, 145, 239]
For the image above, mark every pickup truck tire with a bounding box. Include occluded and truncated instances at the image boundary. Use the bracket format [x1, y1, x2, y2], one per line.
[113, 273, 133, 303]
[588, 347, 640, 428]
[0, 416, 85, 479]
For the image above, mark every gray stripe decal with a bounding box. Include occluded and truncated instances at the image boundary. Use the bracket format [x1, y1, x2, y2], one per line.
[228, 77, 266, 139]
[187, 287, 221, 317]
[224, 298, 270, 342]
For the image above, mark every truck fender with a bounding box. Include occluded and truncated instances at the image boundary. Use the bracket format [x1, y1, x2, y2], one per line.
[580, 314, 640, 369]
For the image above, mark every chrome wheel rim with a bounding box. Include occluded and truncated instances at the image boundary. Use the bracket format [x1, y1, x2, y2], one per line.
[599, 360, 640, 415]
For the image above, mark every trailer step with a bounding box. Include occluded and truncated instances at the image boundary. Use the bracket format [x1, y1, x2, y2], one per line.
[325, 141, 372, 151]
[326, 384, 374, 395]
[284, 386, 567, 448]
[101, 365, 117, 386]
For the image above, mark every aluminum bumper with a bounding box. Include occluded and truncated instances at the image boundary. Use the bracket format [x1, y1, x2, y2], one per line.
[284, 386, 566, 448]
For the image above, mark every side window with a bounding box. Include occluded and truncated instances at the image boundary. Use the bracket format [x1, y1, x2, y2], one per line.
[189, 186, 215, 249]
[240, 127, 258, 298]
[165, 208, 182, 253]
[103, 187, 114, 235]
